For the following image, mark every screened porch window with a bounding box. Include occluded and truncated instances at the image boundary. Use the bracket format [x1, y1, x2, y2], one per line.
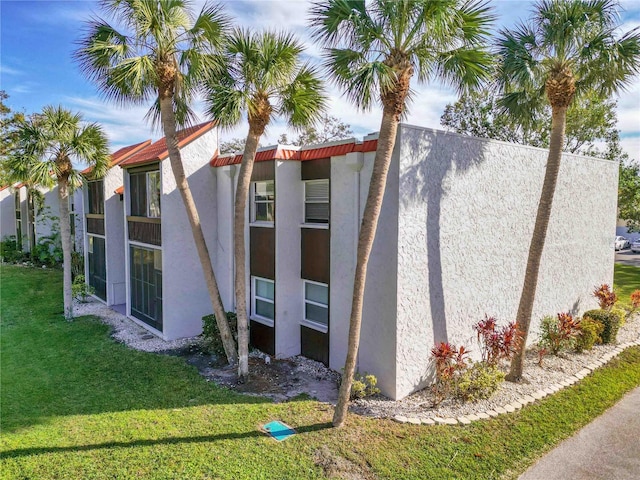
[130, 170, 161, 218]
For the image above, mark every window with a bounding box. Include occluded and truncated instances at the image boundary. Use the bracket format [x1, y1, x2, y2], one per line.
[130, 170, 161, 218]
[130, 246, 163, 331]
[303, 280, 328, 331]
[304, 179, 329, 224]
[251, 180, 274, 224]
[252, 276, 275, 325]
[88, 180, 104, 215]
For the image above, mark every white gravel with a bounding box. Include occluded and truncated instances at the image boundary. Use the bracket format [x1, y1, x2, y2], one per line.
[76, 296, 640, 422]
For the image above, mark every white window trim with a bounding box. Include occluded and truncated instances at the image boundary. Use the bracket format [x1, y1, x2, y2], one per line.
[303, 179, 329, 226]
[250, 180, 275, 226]
[251, 276, 275, 327]
[302, 279, 329, 333]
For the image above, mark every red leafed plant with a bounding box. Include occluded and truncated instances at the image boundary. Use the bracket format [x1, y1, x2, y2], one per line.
[474, 316, 521, 366]
[431, 342, 469, 406]
[593, 284, 617, 310]
[630, 290, 640, 311]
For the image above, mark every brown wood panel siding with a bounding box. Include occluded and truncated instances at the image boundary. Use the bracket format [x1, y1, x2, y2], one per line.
[128, 220, 161, 246]
[300, 326, 329, 366]
[86, 216, 105, 236]
[250, 227, 275, 279]
[251, 160, 275, 181]
[301, 158, 330, 180]
[250, 320, 275, 355]
[301, 228, 330, 283]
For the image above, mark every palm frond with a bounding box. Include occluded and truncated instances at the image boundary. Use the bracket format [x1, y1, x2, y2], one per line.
[279, 64, 327, 129]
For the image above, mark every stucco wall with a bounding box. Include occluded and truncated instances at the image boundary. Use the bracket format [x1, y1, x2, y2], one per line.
[214, 165, 237, 311]
[104, 168, 126, 305]
[274, 160, 304, 358]
[394, 124, 618, 399]
[161, 129, 219, 340]
[330, 144, 400, 399]
[36, 185, 60, 242]
[0, 189, 16, 240]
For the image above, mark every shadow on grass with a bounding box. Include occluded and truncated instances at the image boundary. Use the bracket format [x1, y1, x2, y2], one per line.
[0, 422, 333, 459]
[0, 267, 271, 434]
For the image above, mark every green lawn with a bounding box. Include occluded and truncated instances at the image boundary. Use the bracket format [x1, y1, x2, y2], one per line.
[1, 265, 639, 479]
[614, 263, 640, 306]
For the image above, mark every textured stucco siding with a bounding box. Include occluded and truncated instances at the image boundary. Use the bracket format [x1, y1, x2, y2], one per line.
[104, 168, 126, 305]
[0, 189, 16, 240]
[394, 124, 618, 399]
[36, 186, 60, 242]
[330, 146, 399, 399]
[72, 189, 85, 254]
[214, 165, 237, 311]
[161, 129, 219, 340]
[274, 160, 304, 358]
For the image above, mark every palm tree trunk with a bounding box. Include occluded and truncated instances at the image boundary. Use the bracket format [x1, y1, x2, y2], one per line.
[507, 106, 567, 381]
[333, 108, 399, 428]
[158, 96, 238, 365]
[57, 177, 73, 319]
[234, 126, 263, 383]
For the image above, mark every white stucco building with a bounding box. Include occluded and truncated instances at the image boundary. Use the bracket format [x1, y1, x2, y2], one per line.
[88, 122, 616, 401]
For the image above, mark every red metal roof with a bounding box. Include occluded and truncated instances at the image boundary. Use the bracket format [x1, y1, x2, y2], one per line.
[81, 140, 152, 175]
[209, 139, 378, 168]
[119, 122, 216, 168]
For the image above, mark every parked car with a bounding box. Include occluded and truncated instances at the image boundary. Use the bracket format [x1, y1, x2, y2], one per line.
[631, 238, 640, 253]
[615, 236, 630, 251]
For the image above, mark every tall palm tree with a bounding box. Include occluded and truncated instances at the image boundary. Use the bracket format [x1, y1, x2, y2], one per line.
[204, 29, 326, 382]
[9, 106, 110, 319]
[497, 0, 640, 381]
[310, 0, 494, 427]
[75, 0, 238, 363]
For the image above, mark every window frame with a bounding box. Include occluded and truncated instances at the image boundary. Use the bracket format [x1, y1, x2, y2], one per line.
[302, 279, 329, 333]
[129, 168, 161, 218]
[303, 179, 329, 226]
[250, 180, 275, 226]
[251, 276, 275, 327]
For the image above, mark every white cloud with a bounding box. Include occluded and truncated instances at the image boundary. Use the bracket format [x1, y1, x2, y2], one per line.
[0, 64, 23, 76]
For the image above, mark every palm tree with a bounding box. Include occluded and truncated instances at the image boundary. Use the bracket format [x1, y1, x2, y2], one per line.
[310, 0, 494, 427]
[10, 106, 110, 319]
[75, 0, 238, 364]
[204, 29, 326, 382]
[497, 0, 640, 381]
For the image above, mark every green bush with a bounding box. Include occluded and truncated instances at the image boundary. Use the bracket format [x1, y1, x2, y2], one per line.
[72, 275, 95, 302]
[71, 251, 84, 280]
[0, 236, 27, 263]
[538, 313, 581, 355]
[575, 317, 604, 353]
[350, 372, 380, 400]
[583, 309, 621, 344]
[455, 362, 505, 402]
[202, 312, 238, 360]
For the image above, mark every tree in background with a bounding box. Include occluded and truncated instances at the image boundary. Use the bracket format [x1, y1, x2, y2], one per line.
[311, 0, 494, 428]
[278, 115, 353, 146]
[76, 0, 238, 364]
[495, 0, 640, 381]
[219, 137, 261, 154]
[204, 29, 326, 382]
[441, 89, 617, 154]
[7, 106, 109, 319]
[0, 91, 26, 183]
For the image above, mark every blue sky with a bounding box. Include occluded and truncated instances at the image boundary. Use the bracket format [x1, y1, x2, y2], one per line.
[1, 0, 639, 159]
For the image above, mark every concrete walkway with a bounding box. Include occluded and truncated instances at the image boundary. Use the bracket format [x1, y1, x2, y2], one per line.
[519, 386, 640, 480]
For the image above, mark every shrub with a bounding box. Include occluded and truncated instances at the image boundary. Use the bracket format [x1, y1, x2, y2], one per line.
[431, 342, 470, 406]
[33, 236, 63, 267]
[202, 312, 238, 361]
[538, 313, 581, 355]
[72, 275, 95, 302]
[574, 317, 604, 353]
[0, 236, 27, 263]
[474, 316, 520, 366]
[593, 284, 617, 310]
[455, 362, 505, 402]
[631, 290, 640, 311]
[583, 309, 621, 344]
[611, 307, 628, 327]
[71, 251, 84, 280]
[350, 372, 380, 400]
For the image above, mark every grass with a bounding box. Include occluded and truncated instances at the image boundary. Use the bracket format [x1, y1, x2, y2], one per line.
[1, 265, 640, 479]
[614, 263, 640, 307]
